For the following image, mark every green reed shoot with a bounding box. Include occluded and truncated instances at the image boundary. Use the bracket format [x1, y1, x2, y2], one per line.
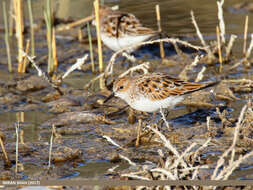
[3, 1, 12, 73]
[87, 23, 95, 72]
[44, 0, 53, 74]
[27, 0, 35, 57]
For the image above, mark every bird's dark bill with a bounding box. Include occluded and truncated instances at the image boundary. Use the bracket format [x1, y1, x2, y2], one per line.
[103, 92, 115, 103]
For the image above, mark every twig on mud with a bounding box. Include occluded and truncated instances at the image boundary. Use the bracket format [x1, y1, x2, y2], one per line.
[103, 135, 123, 149]
[169, 142, 197, 170]
[121, 173, 150, 180]
[217, 0, 225, 44]
[179, 55, 200, 81]
[195, 66, 206, 82]
[105, 38, 206, 77]
[119, 62, 150, 78]
[22, 51, 64, 95]
[193, 138, 211, 161]
[225, 34, 237, 60]
[211, 105, 248, 180]
[122, 52, 136, 63]
[61, 54, 88, 79]
[145, 125, 188, 169]
[119, 154, 137, 166]
[159, 108, 170, 130]
[245, 34, 253, 60]
[0, 133, 11, 167]
[150, 168, 177, 180]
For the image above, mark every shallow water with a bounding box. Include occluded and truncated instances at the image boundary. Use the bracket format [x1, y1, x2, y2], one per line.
[0, 0, 253, 182]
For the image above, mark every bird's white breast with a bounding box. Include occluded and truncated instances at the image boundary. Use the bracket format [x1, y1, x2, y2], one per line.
[100, 32, 153, 52]
[128, 95, 184, 113]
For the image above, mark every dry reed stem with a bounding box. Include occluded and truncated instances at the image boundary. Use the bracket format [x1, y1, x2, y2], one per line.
[48, 125, 54, 169]
[22, 51, 64, 95]
[122, 52, 136, 63]
[3, 1, 12, 73]
[172, 41, 188, 62]
[145, 125, 188, 169]
[57, 15, 94, 31]
[103, 135, 123, 149]
[150, 168, 177, 180]
[119, 154, 137, 166]
[243, 15, 249, 56]
[15, 0, 24, 73]
[121, 173, 150, 180]
[105, 38, 205, 76]
[190, 11, 207, 47]
[119, 62, 150, 78]
[20, 129, 24, 144]
[225, 34, 237, 60]
[78, 27, 83, 41]
[211, 105, 247, 180]
[15, 122, 20, 173]
[61, 54, 88, 80]
[27, 0, 35, 57]
[0, 136, 11, 167]
[169, 142, 197, 170]
[195, 66, 206, 82]
[9, 0, 14, 36]
[136, 119, 142, 147]
[245, 34, 253, 60]
[216, 26, 223, 72]
[190, 11, 214, 61]
[94, 0, 104, 73]
[156, 4, 165, 59]
[193, 138, 211, 161]
[21, 39, 30, 73]
[52, 27, 58, 73]
[179, 55, 200, 81]
[159, 108, 170, 130]
[217, 0, 225, 44]
[87, 23, 95, 73]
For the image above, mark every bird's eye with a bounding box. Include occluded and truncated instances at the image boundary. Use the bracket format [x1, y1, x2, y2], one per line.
[119, 85, 124, 90]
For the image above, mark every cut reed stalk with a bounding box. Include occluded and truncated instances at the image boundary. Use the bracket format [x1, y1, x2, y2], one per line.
[0, 135, 11, 167]
[87, 23, 95, 73]
[217, 0, 225, 44]
[3, 1, 12, 73]
[15, 122, 20, 173]
[93, 0, 104, 73]
[9, 0, 15, 36]
[57, 15, 93, 31]
[48, 125, 54, 169]
[22, 39, 30, 73]
[78, 27, 83, 42]
[245, 34, 253, 60]
[136, 119, 142, 147]
[216, 26, 222, 72]
[156, 4, 165, 59]
[14, 0, 24, 73]
[243, 15, 249, 56]
[52, 27, 58, 73]
[27, 0, 35, 57]
[44, 0, 53, 74]
[20, 129, 24, 144]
